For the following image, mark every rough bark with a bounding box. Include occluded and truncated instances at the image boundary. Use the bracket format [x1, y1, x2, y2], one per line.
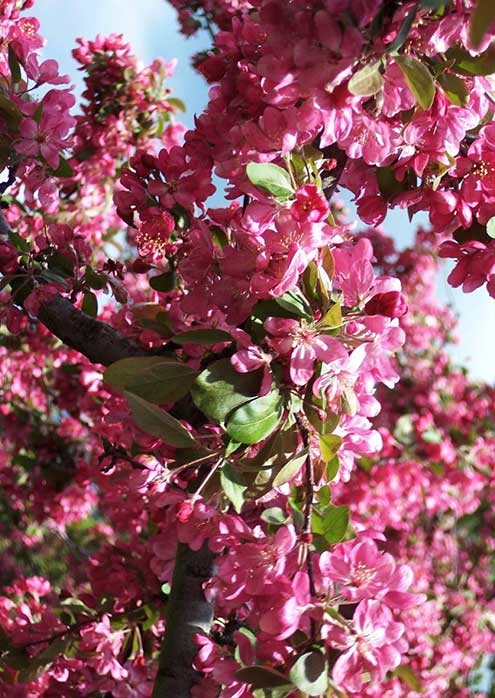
[38, 294, 144, 366]
[152, 544, 216, 698]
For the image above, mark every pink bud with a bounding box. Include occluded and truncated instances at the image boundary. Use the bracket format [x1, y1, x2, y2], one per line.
[365, 291, 407, 318]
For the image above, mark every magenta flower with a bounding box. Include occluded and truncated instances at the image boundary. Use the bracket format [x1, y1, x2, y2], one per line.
[265, 317, 347, 386]
[327, 600, 406, 692]
[291, 184, 329, 223]
[16, 116, 65, 169]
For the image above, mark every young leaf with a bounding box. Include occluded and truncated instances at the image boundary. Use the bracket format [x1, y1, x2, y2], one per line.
[289, 650, 328, 696]
[171, 328, 233, 345]
[275, 288, 313, 319]
[261, 507, 288, 525]
[220, 462, 247, 513]
[192, 358, 261, 422]
[446, 44, 495, 76]
[320, 303, 342, 329]
[387, 4, 418, 53]
[319, 433, 342, 463]
[51, 156, 74, 178]
[394, 665, 424, 691]
[226, 390, 283, 445]
[246, 162, 294, 201]
[326, 455, 340, 481]
[321, 504, 350, 544]
[470, 0, 495, 49]
[104, 357, 197, 404]
[82, 291, 98, 318]
[150, 271, 177, 292]
[8, 45, 21, 83]
[348, 61, 384, 97]
[168, 96, 186, 112]
[437, 72, 469, 106]
[396, 56, 435, 110]
[272, 449, 308, 487]
[125, 392, 197, 447]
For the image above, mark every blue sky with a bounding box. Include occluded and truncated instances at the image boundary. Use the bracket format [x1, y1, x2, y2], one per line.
[35, 0, 495, 382]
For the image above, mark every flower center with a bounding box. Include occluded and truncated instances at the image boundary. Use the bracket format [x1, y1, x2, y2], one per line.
[471, 159, 495, 179]
[350, 561, 375, 587]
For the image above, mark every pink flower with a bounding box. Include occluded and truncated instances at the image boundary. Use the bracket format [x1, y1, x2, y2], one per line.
[327, 600, 406, 692]
[291, 184, 329, 223]
[16, 108, 72, 169]
[265, 317, 347, 385]
[320, 538, 420, 608]
[135, 208, 176, 262]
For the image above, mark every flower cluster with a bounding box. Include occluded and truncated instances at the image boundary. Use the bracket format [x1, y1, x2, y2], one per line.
[0, 0, 494, 697]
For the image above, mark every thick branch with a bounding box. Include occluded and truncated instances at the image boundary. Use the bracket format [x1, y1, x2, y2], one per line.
[152, 543, 215, 698]
[38, 294, 144, 366]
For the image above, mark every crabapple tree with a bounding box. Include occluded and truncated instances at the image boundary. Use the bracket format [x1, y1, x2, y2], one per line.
[0, 1, 494, 697]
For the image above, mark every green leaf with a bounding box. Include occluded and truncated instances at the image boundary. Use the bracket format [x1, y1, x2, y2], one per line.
[51, 156, 74, 178]
[376, 166, 409, 198]
[289, 651, 328, 696]
[246, 162, 294, 201]
[125, 392, 197, 447]
[348, 61, 384, 97]
[105, 357, 197, 404]
[8, 45, 21, 83]
[60, 598, 95, 617]
[394, 665, 423, 692]
[261, 507, 287, 525]
[192, 358, 261, 422]
[0, 92, 21, 127]
[226, 390, 283, 445]
[396, 56, 435, 110]
[220, 462, 247, 513]
[387, 4, 418, 52]
[421, 428, 442, 444]
[85, 267, 106, 290]
[326, 455, 340, 481]
[168, 97, 186, 112]
[319, 504, 350, 544]
[470, 0, 495, 49]
[36, 636, 71, 663]
[82, 291, 98, 317]
[446, 44, 495, 76]
[275, 288, 313, 319]
[319, 434, 342, 463]
[236, 666, 291, 689]
[320, 303, 342, 329]
[8, 231, 30, 253]
[420, 0, 450, 7]
[171, 328, 233, 345]
[487, 216, 495, 238]
[150, 271, 177, 292]
[272, 449, 308, 487]
[437, 72, 469, 106]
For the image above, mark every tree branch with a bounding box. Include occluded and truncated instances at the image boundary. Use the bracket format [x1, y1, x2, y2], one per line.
[38, 294, 144, 366]
[0, 209, 216, 696]
[152, 543, 215, 698]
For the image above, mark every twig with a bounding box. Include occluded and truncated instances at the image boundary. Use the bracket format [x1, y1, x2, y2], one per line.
[295, 413, 317, 600]
[321, 147, 348, 203]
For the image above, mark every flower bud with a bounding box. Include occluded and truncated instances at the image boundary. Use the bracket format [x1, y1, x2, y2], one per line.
[365, 291, 407, 318]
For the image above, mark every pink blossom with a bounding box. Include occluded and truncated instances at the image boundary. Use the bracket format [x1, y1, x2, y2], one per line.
[327, 600, 406, 692]
[265, 317, 347, 385]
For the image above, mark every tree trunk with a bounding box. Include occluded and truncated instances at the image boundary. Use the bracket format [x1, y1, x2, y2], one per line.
[152, 543, 215, 698]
